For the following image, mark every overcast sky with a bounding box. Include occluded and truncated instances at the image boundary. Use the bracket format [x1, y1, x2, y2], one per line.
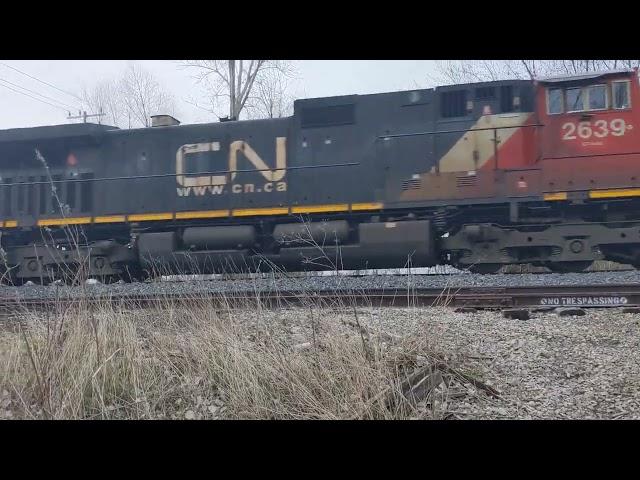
[0, 60, 439, 130]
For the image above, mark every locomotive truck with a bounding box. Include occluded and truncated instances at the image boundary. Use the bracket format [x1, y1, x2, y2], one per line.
[0, 68, 638, 282]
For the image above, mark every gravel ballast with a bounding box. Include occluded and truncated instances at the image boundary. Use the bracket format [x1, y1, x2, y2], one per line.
[352, 306, 640, 419]
[3, 270, 640, 301]
[2, 296, 638, 418]
[3, 269, 639, 419]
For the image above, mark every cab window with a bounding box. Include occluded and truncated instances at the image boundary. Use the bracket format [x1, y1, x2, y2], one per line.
[612, 81, 631, 109]
[566, 88, 584, 112]
[547, 88, 563, 114]
[587, 85, 607, 110]
[563, 84, 608, 112]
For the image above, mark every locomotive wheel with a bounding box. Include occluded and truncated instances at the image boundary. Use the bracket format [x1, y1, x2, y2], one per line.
[546, 261, 593, 273]
[468, 263, 502, 274]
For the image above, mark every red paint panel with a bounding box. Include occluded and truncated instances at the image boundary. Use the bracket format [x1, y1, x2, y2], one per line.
[478, 113, 539, 172]
[529, 69, 640, 196]
[497, 116, 539, 169]
[543, 110, 638, 159]
[537, 71, 640, 160]
[540, 154, 640, 192]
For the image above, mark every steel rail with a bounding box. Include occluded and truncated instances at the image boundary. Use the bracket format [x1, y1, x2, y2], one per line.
[1, 283, 639, 313]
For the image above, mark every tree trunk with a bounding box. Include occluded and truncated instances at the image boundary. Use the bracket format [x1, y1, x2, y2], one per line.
[229, 60, 236, 119]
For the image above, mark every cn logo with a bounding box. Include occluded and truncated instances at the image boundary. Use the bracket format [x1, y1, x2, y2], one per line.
[176, 137, 287, 187]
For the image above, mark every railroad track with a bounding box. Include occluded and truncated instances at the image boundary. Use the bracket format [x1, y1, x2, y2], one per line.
[1, 283, 639, 313]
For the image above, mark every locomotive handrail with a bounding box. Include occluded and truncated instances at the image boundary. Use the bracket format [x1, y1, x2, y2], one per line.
[541, 151, 640, 161]
[1, 124, 548, 188]
[0, 161, 361, 187]
[377, 123, 545, 140]
[379, 122, 546, 172]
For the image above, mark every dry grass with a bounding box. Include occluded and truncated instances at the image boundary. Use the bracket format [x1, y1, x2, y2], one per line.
[0, 203, 485, 420]
[0, 294, 465, 420]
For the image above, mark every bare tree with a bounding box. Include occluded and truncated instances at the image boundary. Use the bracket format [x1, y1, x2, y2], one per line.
[244, 68, 295, 119]
[80, 79, 124, 127]
[120, 63, 176, 127]
[181, 60, 295, 120]
[80, 62, 176, 129]
[430, 60, 640, 85]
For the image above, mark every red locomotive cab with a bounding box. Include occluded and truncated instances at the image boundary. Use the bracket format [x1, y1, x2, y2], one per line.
[535, 68, 640, 193]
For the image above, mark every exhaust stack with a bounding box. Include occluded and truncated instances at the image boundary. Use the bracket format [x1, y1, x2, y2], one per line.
[151, 115, 180, 127]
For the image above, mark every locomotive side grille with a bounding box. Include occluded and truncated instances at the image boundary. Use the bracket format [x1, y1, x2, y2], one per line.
[441, 90, 468, 118]
[26, 176, 35, 215]
[456, 175, 477, 187]
[401, 178, 422, 190]
[3, 177, 12, 217]
[550, 246, 563, 256]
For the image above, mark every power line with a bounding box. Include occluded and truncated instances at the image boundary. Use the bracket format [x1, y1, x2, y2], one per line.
[184, 98, 214, 113]
[0, 82, 69, 112]
[0, 61, 84, 103]
[0, 77, 78, 111]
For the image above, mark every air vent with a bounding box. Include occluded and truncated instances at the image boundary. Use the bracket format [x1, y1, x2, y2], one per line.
[440, 90, 468, 118]
[401, 178, 422, 190]
[301, 104, 355, 128]
[456, 175, 478, 187]
[475, 87, 496, 100]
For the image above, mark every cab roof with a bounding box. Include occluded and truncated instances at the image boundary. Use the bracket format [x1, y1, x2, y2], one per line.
[536, 68, 635, 84]
[0, 123, 118, 144]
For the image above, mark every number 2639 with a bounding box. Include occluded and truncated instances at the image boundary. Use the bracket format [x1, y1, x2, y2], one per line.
[562, 119, 629, 140]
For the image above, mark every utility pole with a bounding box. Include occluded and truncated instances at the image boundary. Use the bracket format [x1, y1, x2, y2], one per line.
[67, 108, 106, 124]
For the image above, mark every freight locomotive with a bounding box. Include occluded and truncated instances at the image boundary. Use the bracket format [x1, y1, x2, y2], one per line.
[1, 68, 639, 283]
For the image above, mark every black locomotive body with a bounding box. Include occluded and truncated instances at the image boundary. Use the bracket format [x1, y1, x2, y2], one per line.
[2, 70, 639, 282]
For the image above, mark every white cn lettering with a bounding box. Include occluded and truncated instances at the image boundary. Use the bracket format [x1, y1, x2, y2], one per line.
[176, 138, 286, 187]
